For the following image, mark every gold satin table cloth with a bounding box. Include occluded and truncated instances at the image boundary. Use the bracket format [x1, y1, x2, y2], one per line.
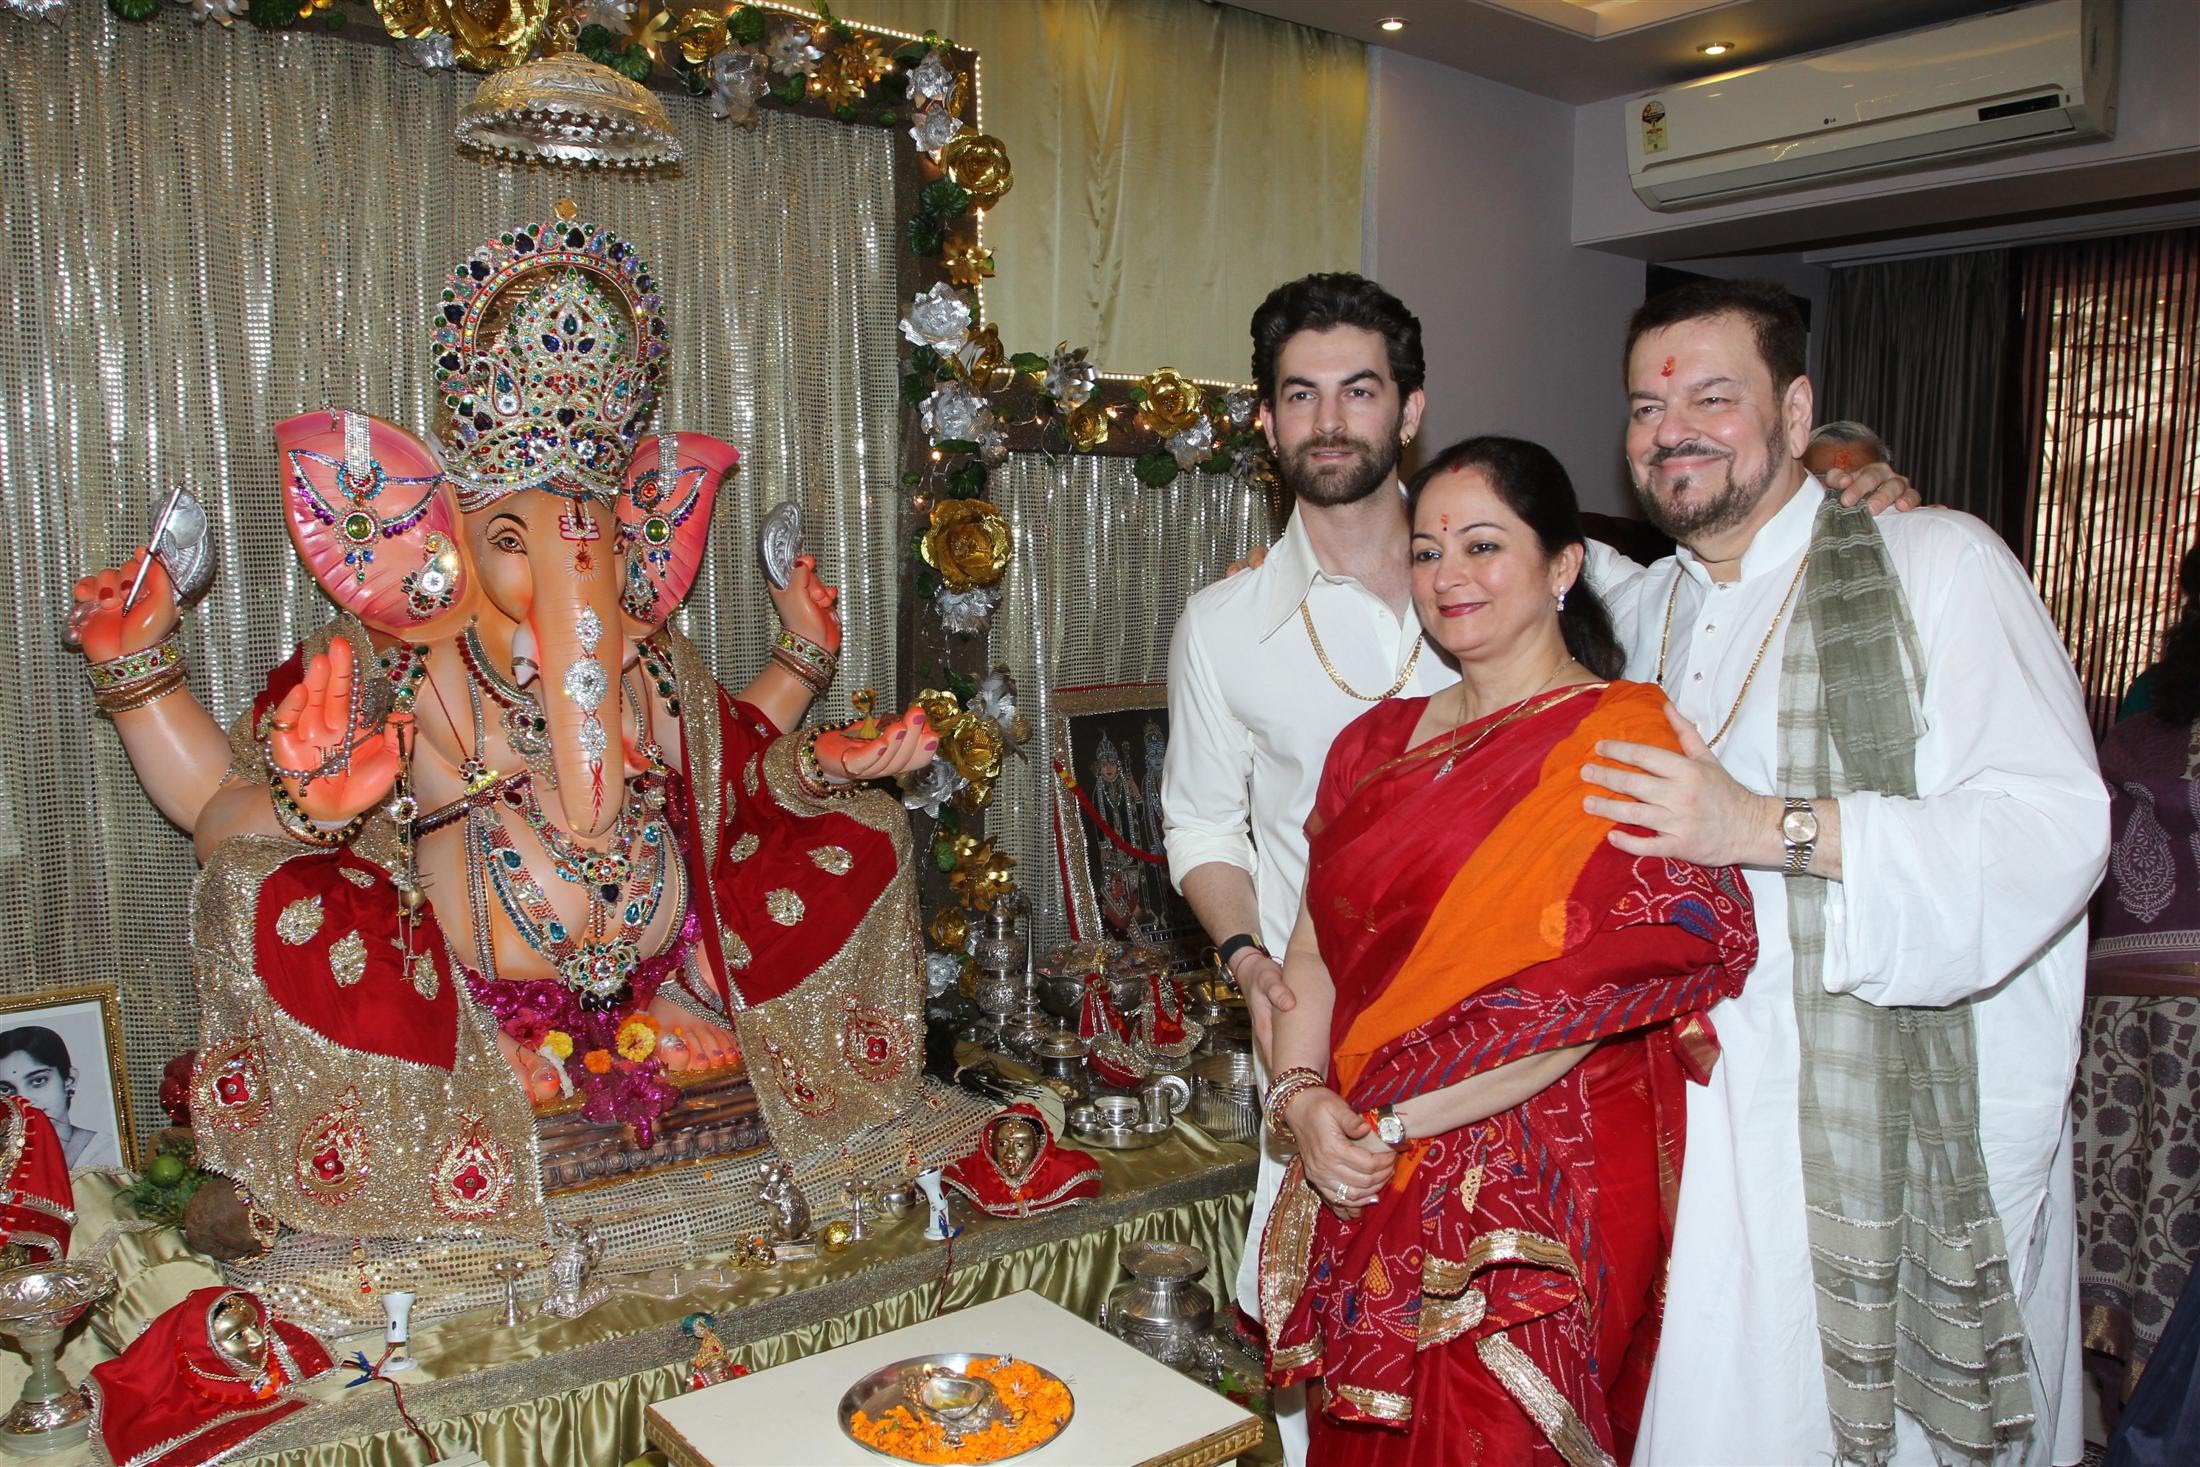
[26, 1123, 1252, 1467]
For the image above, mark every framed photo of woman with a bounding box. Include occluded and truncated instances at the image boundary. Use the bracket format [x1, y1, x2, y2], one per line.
[0, 984, 134, 1171]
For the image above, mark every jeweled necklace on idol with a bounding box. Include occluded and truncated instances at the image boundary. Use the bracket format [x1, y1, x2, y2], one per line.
[458, 623, 556, 788]
[476, 782, 675, 1007]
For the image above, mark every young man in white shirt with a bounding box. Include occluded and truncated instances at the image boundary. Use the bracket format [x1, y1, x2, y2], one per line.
[1582, 277, 2106, 1466]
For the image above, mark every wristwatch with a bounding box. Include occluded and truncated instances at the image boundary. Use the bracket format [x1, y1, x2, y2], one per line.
[1780, 797, 1820, 875]
[1216, 933, 1268, 973]
[1369, 1103, 1408, 1149]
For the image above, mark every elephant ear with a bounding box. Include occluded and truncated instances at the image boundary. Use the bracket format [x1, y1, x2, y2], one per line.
[276, 410, 473, 638]
[617, 431, 736, 629]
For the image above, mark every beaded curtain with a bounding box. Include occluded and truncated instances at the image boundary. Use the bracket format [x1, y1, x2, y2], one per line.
[0, 6, 903, 1144]
[989, 455, 1272, 957]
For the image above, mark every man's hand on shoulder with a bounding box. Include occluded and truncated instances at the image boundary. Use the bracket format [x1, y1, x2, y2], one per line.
[1822, 461, 1921, 516]
[1223, 544, 1269, 580]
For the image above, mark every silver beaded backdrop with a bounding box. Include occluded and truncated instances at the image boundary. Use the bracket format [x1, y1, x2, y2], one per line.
[0, 6, 902, 1140]
[987, 454, 1271, 956]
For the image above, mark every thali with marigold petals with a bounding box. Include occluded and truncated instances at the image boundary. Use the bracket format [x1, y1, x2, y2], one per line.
[839, 1352, 1074, 1464]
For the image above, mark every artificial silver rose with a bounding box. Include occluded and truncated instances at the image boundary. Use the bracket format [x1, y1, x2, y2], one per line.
[399, 31, 455, 68]
[922, 381, 989, 445]
[1168, 417, 1215, 471]
[1042, 343, 1097, 408]
[709, 47, 769, 123]
[6, 0, 65, 17]
[909, 105, 965, 156]
[185, 0, 246, 25]
[575, 0, 634, 31]
[899, 757, 971, 819]
[900, 282, 973, 351]
[970, 668, 1018, 732]
[1224, 388, 1257, 427]
[934, 585, 1000, 638]
[924, 951, 965, 998]
[977, 422, 1009, 467]
[907, 48, 956, 106]
[767, 19, 824, 77]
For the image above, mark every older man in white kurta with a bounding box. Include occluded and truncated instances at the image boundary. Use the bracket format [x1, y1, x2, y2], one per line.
[1586, 282, 2106, 1466]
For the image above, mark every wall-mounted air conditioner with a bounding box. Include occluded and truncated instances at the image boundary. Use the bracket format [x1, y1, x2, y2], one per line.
[1626, 0, 2119, 211]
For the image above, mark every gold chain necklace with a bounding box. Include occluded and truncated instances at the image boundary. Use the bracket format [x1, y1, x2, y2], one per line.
[1655, 552, 1810, 749]
[1300, 599, 1423, 702]
[1432, 654, 1589, 776]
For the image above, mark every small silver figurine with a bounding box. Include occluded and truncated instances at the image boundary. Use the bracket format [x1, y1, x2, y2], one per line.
[539, 1220, 611, 1320]
[757, 1160, 813, 1243]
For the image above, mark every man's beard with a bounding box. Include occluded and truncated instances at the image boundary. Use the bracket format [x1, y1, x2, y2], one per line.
[1279, 421, 1401, 508]
[1632, 422, 1786, 541]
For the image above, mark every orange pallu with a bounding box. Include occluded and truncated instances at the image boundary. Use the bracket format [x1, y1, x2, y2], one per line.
[1260, 681, 1757, 1467]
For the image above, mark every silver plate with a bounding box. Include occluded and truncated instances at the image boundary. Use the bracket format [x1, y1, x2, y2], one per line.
[759, 499, 804, 589]
[837, 1351, 1073, 1463]
[1067, 1117, 1175, 1151]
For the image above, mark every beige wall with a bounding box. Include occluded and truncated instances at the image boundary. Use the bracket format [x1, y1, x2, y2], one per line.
[1363, 50, 1647, 516]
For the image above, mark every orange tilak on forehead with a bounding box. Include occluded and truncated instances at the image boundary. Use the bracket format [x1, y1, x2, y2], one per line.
[1660, 356, 1676, 378]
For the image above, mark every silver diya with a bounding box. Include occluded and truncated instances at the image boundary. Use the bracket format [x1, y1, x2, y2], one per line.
[0, 1261, 114, 1457]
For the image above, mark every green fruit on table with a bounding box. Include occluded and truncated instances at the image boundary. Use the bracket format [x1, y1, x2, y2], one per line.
[146, 1153, 188, 1186]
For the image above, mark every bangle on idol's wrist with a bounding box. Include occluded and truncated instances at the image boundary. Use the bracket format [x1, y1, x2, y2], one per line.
[793, 728, 859, 803]
[770, 647, 833, 697]
[772, 628, 837, 691]
[270, 780, 368, 848]
[88, 636, 187, 713]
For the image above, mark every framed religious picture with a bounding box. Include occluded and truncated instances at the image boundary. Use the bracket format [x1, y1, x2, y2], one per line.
[0, 984, 135, 1172]
[1049, 683, 1211, 971]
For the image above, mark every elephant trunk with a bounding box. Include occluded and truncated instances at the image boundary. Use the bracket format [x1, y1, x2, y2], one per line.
[532, 523, 628, 842]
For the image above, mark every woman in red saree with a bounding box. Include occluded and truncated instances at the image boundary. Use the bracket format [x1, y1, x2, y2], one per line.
[1260, 437, 1757, 1467]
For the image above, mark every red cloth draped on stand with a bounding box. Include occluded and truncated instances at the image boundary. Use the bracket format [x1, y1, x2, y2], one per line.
[1260, 681, 1757, 1467]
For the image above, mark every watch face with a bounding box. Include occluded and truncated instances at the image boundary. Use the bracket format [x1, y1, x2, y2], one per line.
[1782, 805, 1819, 844]
[1377, 1114, 1407, 1147]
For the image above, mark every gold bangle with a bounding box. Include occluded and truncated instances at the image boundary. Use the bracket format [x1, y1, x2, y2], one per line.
[94, 667, 188, 715]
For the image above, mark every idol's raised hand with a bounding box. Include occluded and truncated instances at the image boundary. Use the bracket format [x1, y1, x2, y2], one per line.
[814, 703, 939, 784]
[265, 635, 411, 824]
[769, 553, 843, 653]
[69, 548, 178, 663]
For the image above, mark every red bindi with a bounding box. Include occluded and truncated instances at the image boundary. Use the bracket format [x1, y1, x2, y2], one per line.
[1439, 514, 1450, 531]
[1660, 356, 1676, 378]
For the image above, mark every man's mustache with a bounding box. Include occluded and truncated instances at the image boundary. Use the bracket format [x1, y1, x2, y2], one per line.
[1648, 440, 1733, 467]
[1297, 434, 1373, 458]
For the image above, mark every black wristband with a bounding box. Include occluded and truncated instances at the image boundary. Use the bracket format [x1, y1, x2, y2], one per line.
[1217, 933, 1268, 971]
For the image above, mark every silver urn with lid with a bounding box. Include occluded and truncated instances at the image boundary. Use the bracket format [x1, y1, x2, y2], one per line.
[1098, 1240, 1216, 1371]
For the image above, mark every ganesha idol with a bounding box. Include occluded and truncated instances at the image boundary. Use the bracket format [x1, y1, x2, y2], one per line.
[69, 208, 947, 1259]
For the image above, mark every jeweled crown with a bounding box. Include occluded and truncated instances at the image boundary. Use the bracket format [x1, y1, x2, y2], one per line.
[431, 209, 667, 509]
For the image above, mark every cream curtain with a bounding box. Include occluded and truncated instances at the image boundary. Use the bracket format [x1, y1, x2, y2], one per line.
[0, 6, 904, 1139]
[850, 0, 1367, 379]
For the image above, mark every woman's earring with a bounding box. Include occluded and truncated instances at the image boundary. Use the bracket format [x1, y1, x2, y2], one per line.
[1556, 587, 1569, 612]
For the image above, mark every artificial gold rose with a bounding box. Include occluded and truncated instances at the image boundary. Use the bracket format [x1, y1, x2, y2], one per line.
[370, 0, 437, 35]
[952, 323, 1015, 395]
[674, 8, 727, 64]
[942, 237, 996, 288]
[921, 499, 1012, 591]
[912, 689, 965, 744]
[841, 34, 895, 85]
[1064, 401, 1111, 452]
[953, 775, 994, 817]
[927, 906, 971, 954]
[1136, 369, 1206, 439]
[944, 713, 1005, 785]
[808, 48, 869, 109]
[948, 835, 1017, 911]
[941, 134, 1014, 210]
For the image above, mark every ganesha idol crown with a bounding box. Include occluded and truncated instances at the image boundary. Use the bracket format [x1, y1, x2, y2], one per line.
[431, 205, 668, 510]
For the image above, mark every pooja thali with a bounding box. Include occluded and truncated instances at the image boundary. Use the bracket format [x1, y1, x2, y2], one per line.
[838, 1351, 1075, 1463]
